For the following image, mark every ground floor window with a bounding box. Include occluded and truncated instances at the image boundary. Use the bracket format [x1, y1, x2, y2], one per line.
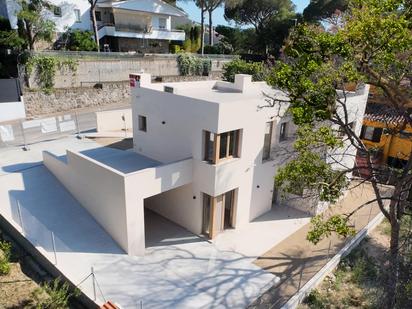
[202, 189, 236, 238]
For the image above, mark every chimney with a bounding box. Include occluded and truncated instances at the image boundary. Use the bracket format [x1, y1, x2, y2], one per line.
[234, 74, 252, 93]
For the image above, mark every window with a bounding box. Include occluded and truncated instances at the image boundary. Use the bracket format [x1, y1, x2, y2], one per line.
[262, 121, 273, 161]
[159, 18, 167, 30]
[54, 6, 62, 17]
[95, 11, 101, 22]
[360, 125, 382, 142]
[74, 9, 81, 23]
[204, 130, 240, 164]
[279, 122, 288, 141]
[400, 130, 412, 140]
[138, 115, 147, 132]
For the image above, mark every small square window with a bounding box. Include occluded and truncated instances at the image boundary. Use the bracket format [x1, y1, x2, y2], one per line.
[138, 115, 147, 132]
[159, 18, 167, 30]
[95, 11, 102, 22]
[54, 6, 62, 17]
[74, 9, 81, 23]
[279, 122, 288, 141]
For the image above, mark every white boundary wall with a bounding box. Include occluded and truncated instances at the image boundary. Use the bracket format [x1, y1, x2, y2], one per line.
[95, 109, 132, 133]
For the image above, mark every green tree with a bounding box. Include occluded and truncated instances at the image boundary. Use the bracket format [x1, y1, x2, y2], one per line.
[303, 0, 348, 22]
[205, 0, 224, 46]
[224, 0, 296, 54]
[0, 17, 25, 50]
[62, 30, 97, 51]
[266, 0, 412, 307]
[17, 0, 56, 50]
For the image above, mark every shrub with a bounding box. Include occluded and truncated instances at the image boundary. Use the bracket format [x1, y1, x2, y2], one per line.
[0, 240, 11, 275]
[26, 56, 78, 93]
[32, 277, 80, 308]
[222, 58, 267, 82]
[169, 44, 181, 54]
[203, 45, 221, 54]
[177, 53, 211, 76]
[61, 30, 97, 51]
[303, 289, 327, 308]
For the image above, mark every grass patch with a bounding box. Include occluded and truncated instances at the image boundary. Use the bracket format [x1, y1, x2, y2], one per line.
[0, 240, 12, 275]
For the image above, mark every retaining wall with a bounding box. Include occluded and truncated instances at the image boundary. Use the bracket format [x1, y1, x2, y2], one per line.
[28, 56, 231, 89]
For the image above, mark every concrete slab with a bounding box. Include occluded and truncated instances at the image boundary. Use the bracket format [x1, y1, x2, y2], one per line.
[213, 206, 311, 257]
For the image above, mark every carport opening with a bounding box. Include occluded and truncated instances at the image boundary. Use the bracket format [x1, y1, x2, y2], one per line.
[143, 189, 203, 248]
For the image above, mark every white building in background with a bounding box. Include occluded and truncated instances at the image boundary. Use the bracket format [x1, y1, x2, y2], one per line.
[0, 0, 187, 53]
[43, 74, 369, 256]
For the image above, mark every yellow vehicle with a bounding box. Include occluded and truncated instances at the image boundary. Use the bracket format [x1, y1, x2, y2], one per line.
[360, 103, 412, 169]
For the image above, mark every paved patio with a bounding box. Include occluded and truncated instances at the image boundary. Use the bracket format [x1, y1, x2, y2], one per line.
[0, 137, 312, 309]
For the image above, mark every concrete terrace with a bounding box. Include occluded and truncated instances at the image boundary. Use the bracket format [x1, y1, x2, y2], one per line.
[0, 137, 312, 308]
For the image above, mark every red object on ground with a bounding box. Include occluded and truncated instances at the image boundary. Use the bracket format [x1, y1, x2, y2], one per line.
[100, 301, 119, 309]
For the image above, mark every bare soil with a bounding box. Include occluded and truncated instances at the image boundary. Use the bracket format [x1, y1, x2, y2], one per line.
[299, 220, 391, 309]
[0, 261, 41, 308]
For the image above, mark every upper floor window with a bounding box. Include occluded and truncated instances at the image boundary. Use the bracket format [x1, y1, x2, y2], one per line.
[262, 121, 273, 161]
[74, 9, 81, 23]
[279, 122, 288, 141]
[159, 18, 167, 30]
[360, 125, 382, 142]
[54, 6, 62, 17]
[95, 11, 102, 22]
[204, 129, 241, 164]
[138, 115, 147, 132]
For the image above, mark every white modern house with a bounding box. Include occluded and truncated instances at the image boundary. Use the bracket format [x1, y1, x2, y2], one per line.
[0, 0, 187, 52]
[42, 73, 369, 257]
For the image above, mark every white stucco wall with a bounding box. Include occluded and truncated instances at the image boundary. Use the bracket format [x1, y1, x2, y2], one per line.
[0, 100, 26, 122]
[43, 150, 130, 253]
[96, 108, 132, 133]
[43, 148, 193, 256]
[145, 183, 202, 234]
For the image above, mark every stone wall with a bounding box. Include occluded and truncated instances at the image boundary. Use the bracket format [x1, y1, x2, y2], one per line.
[24, 73, 223, 117]
[28, 55, 232, 89]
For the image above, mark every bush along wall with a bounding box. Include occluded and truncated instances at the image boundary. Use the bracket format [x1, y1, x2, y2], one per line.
[177, 53, 211, 76]
[26, 56, 78, 93]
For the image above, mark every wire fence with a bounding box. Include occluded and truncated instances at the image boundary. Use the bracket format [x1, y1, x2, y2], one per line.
[0, 110, 97, 150]
[31, 50, 236, 60]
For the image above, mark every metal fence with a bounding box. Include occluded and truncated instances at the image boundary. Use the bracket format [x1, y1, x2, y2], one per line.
[31, 50, 236, 60]
[0, 110, 97, 149]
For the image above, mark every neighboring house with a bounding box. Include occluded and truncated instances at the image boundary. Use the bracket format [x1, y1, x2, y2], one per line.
[0, 79, 26, 123]
[357, 103, 412, 171]
[0, 0, 187, 53]
[43, 74, 369, 256]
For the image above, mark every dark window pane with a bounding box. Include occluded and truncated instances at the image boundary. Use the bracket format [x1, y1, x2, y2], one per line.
[204, 131, 215, 163]
[372, 128, 383, 142]
[263, 122, 272, 160]
[228, 130, 238, 156]
[219, 132, 228, 159]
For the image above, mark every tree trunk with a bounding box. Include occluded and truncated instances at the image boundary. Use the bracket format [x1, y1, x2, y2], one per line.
[90, 5, 100, 52]
[208, 9, 213, 46]
[200, 7, 205, 55]
[25, 21, 35, 50]
[386, 216, 400, 308]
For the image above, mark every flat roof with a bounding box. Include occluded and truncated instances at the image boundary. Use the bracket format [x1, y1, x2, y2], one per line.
[145, 80, 288, 105]
[79, 147, 160, 174]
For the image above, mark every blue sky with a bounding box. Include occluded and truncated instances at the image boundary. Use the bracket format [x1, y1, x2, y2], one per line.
[177, 0, 310, 26]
